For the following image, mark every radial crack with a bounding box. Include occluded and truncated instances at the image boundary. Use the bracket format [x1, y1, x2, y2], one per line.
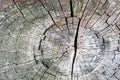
[70, 0, 74, 17]
[71, 18, 81, 80]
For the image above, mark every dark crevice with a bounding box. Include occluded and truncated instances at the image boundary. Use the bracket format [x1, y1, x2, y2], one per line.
[70, 0, 73, 17]
[71, 0, 90, 79]
[71, 18, 81, 80]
